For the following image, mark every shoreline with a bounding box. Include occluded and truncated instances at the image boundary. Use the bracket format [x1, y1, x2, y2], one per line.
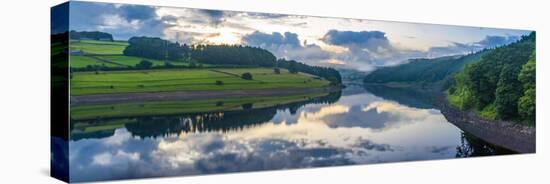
[71, 87, 340, 106]
[364, 82, 535, 153]
[436, 93, 536, 153]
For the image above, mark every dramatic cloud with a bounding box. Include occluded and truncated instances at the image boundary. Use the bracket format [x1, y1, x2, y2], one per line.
[322, 30, 391, 50]
[197, 9, 226, 25]
[242, 31, 331, 65]
[69, 2, 169, 40]
[69, 1, 530, 71]
[320, 30, 426, 71]
[243, 31, 301, 48]
[242, 30, 428, 71]
[118, 5, 157, 22]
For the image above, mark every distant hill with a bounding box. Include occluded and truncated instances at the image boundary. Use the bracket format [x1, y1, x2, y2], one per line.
[363, 51, 487, 84]
[70, 31, 114, 41]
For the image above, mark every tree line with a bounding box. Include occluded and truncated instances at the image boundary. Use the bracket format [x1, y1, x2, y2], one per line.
[447, 32, 535, 125]
[70, 31, 113, 41]
[122, 36, 342, 84]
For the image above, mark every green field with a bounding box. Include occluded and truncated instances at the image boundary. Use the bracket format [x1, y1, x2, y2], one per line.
[70, 56, 122, 68]
[100, 55, 185, 66]
[71, 92, 326, 120]
[70, 40, 128, 55]
[70, 68, 329, 95]
[70, 55, 190, 68]
[68, 40, 193, 69]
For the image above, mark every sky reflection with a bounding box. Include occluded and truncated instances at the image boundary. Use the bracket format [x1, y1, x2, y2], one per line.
[69, 91, 465, 182]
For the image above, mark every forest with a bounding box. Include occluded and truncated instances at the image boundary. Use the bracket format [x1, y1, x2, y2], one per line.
[363, 50, 487, 84]
[447, 32, 536, 125]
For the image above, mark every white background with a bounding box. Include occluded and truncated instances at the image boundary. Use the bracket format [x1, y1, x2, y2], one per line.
[0, 0, 548, 183]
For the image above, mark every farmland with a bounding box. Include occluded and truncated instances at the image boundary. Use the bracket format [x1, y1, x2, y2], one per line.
[68, 39, 334, 97]
[70, 68, 330, 95]
[70, 40, 128, 55]
[69, 40, 191, 69]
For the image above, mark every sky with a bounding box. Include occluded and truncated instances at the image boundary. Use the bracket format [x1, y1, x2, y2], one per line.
[68, 1, 532, 72]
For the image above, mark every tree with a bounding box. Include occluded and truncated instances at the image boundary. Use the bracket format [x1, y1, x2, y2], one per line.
[136, 60, 153, 69]
[274, 68, 280, 74]
[241, 72, 253, 80]
[494, 65, 523, 120]
[70, 31, 114, 41]
[124, 37, 188, 61]
[446, 32, 535, 124]
[288, 61, 298, 74]
[121, 36, 342, 85]
[518, 51, 536, 125]
[189, 61, 197, 68]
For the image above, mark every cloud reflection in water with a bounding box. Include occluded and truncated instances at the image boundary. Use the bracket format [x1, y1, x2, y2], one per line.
[69, 92, 464, 182]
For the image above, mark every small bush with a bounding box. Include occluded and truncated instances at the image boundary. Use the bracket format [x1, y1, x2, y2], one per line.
[274, 68, 280, 74]
[136, 60, 153, 69]
[479, 103, 497, 120]
[215, 80, 224, 85]
[241, 72, 253, 80]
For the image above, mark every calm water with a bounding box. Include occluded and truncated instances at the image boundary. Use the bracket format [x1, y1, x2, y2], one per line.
[68, 85, 512, 182]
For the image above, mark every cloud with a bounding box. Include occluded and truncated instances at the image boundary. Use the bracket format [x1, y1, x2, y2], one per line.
[322, 30, 391, 50]
[118, 5, 157, 22]
[319, 30, 523, 71]
[68, 2, 528, 72]
[69, 2, 168, 40]
[196, 9, 226, 25]
[242, 31, 331, 64]
[320, 30, 426, 71]
[243, 31, 301, 48]
[427, 35, 521, 57]
[242, 30, 426, 72]
[245, 12, 289, 19]
[476, 35, 519, 48]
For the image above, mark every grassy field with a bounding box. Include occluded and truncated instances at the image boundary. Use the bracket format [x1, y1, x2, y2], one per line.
[71, 92, 326, 120]
[69, 55, 190, 68]
[101, 55, 185, 66]
[70, 56, 121, 68]
[70, 40, 128, 55]
[68, 40, 193, 68]
[70, 68, 330, 95]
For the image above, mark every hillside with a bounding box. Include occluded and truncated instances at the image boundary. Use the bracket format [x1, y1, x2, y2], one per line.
[447, 32, 535, 125]
[68, 33, 342, 85]
[363, 51, 486, 84]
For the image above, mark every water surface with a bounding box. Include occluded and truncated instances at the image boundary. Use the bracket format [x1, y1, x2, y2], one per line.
[69, 85, 512, 182]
